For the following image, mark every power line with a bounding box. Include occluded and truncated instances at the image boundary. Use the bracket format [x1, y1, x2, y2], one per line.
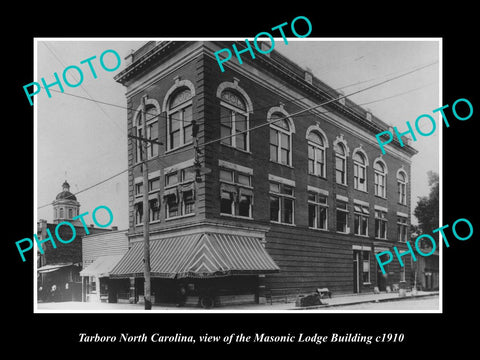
[165, 60, 438, 159]
[37, 168, 129, 210]
[42, 43, 127, 136]
[35, 47, 438, 128]
[36, 56, 437, 209]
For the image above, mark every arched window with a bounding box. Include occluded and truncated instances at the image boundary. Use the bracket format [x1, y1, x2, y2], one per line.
[59, 208, 64, 218]
[167, 88, 193, 151]
[353, 151, 368, 191]
[374, 160, 387, 198]
[270, 114, 293, 166]
[133, 97, 160, 163]
[68, 208, 73, 219]
[335, 142, 347, 185]
[307, 131, 326, 177]
[134, 110, 144, 162]
[145, 105, 159, 158]
[397, 170, 407, 205]
[220, 90, 249, 151]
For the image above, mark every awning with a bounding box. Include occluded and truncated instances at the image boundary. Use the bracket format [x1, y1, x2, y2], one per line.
[79, 255, 124, 278]
[37, 263, 75, 274]
[110, 233, 280, 279]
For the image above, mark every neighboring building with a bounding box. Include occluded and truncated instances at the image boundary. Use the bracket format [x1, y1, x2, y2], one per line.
[52, 181, 81, 225]
[412, 233, 439, 291]
[79, 229, 129, 303]
[110, 41, 418, 307]
[37, 181, 112, 302]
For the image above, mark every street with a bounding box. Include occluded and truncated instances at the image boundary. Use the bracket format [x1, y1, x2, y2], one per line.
[35, 294, 439, 312]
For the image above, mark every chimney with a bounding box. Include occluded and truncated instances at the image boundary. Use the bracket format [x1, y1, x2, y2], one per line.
[111, 226, 118, 231]
[304, 67, 313, 84]
[124, 49, 134, 66]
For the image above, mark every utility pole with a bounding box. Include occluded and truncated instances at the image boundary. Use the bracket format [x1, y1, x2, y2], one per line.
[127, 95, 163, 310]
[141, 134, 151, 310]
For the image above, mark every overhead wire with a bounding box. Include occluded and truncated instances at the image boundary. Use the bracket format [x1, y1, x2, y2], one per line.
[36, 46, 438, 209]
[41, 43, 128, 137]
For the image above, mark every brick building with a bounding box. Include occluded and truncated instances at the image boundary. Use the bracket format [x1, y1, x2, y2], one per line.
[110, 41, 417, 306]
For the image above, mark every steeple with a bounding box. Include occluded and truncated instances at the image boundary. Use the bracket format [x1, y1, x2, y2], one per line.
[62, 180, 70, 192]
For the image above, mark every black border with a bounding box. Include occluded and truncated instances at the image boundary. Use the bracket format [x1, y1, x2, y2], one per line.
[8, 7, 478, 355]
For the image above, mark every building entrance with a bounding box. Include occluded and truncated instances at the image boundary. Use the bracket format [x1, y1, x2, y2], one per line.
[353, 251, 360, 293]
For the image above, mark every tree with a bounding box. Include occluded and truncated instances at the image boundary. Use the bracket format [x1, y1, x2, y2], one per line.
[414, 171, 439, 236]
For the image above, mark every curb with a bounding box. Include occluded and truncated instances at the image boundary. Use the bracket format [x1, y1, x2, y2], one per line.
[291, 292, 439, 310]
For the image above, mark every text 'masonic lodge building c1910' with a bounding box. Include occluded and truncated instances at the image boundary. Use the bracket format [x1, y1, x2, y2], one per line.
[108, 41, 417, 307]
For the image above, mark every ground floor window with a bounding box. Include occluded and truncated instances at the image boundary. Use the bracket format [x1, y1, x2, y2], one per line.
[362, 252, 370, 283]
[400, 266, 406, 282]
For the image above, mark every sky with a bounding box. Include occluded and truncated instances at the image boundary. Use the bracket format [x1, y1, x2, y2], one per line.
[35, 38, 440, 229]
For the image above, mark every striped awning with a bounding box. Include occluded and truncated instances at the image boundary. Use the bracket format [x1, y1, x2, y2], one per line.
[79, 255, 124, 278]
[109, 233, 280, 279]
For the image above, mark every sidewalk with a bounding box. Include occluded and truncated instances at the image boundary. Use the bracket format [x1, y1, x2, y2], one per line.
[290, 290, 439, 310]
[36, 290, 439, 311]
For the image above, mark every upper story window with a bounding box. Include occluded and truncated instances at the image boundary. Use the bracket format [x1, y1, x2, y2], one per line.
[375, 210, 388, 239]
[353, 150, 368, 192]
[308, 190, 328, 230]
[397, 216, 408, 242]
[134, 110, 144, 163]
[135, 182, 143, 196]
[335, 142, 347, 185]
[353, 203, 369, 237]
[134, 175, 162, 224]
[397, 170, 408, 205]
[220, 90, 249, 152]
[374, 159, 387, 198]
[167, 88, 194, 151]
[134, 203, 143, 225]
[164, 167, 195, 219]
[145, 106, 159, 159]
[133, 98, 161, 163]
[307, 131, 326, 178]
[336, 200, 349, 233]
[270, 115, 293, 166]
[219, 165, 253, 218]
[269, 180, 295, 225]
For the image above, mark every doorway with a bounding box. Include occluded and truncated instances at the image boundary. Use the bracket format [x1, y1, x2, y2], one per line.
[376, 261, 388, 291]
[353, 251, 360, 293]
